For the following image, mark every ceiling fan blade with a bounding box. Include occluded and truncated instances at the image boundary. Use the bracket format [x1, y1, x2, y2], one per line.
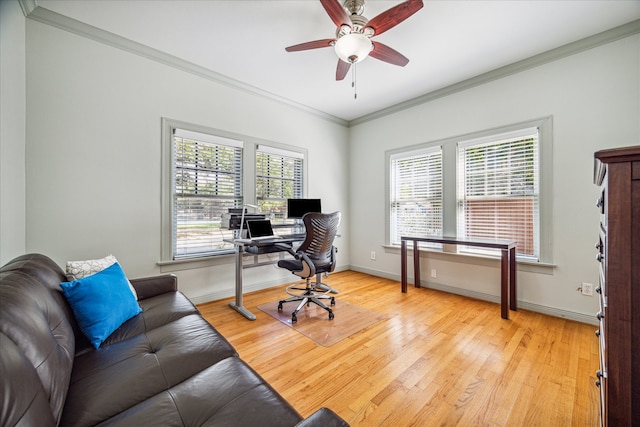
[365, 0, 423, 36]
[320, 0, 352, 28]
[370, 42, 409, 67]
[336, 59, 351, 81]
[285, 39, 335, 52]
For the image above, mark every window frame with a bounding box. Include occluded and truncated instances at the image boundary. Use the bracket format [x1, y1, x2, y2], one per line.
[385, 116, 553, 263]
[161, 118, 308, 262]
[255, 144, 304, 222]
[389, 145, 443, 247]
[457, 127, 540, 260]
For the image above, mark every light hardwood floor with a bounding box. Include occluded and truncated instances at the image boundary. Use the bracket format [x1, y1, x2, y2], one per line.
[198, 270, 600, 426]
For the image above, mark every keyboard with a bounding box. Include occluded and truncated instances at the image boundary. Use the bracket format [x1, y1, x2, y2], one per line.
[282, 233, 306, 240]
[251, 235, 283, 242]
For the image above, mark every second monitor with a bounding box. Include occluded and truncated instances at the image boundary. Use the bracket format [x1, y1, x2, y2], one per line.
[287, 198, 321, 219]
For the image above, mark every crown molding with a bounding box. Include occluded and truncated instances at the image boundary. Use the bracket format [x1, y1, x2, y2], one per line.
[18, 0, 37, 16]
[21, 2, 639, 129]
[349, 19, 640, 126]
[23, 4, 349, 128]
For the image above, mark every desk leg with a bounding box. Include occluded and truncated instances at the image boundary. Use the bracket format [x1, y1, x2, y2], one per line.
[413, 241, 421, 288]
[509, 246, 517, 311]
[229, 244, 256, 320]
[501, 249, 508, 319]
[401, 240, 407, 293]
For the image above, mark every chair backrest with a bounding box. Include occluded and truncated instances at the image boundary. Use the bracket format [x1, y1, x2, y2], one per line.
[298, 212, 341, 267]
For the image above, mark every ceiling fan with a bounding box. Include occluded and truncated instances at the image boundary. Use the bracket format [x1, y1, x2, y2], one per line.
[285, 0, 424, 81]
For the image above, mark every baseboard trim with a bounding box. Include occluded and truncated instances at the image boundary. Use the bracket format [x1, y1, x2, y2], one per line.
[349, 266, 597, 326]
[189, 265, 351, 305]
[189, 277, 287, 305]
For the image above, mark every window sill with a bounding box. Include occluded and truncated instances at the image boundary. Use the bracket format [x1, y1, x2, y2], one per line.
[382, 244, 556, 275]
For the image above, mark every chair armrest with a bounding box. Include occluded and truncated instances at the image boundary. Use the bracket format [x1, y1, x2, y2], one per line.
[329, 246, 337, 272]
[295, 251, 316, 277]
[295, 408, 349, 427]
[274, 242, 296, 256]
[129, 274, 177, 300]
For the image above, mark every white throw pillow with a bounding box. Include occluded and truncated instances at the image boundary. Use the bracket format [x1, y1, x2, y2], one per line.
[66, 254, 138, 300]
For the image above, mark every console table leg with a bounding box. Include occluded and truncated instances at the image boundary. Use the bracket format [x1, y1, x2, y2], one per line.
[413, 241, 421, 288]
[509, 246, 517, 311]
[401, 240, 407, 293]
[501, 249, 508, 319]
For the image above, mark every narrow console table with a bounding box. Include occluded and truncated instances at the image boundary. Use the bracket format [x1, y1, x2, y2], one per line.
[400, 236, 517, 319]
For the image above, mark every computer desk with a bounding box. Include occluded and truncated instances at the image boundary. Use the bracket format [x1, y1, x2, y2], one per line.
[225, 235, 305, 320]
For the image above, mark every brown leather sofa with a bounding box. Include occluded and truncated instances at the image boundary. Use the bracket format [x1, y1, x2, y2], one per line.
[0, 254, 348, 427]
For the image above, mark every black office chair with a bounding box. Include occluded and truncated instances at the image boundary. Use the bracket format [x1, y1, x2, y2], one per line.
[277, 211, 341, 324]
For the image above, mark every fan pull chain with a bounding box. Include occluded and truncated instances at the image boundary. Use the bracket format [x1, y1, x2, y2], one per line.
[351, 62, 357, 99]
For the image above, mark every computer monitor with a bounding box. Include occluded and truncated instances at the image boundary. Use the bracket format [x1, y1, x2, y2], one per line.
[287, 198, 322, 219]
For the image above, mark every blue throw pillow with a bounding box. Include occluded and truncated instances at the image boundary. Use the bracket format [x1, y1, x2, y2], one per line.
[60, 261, 142, 349]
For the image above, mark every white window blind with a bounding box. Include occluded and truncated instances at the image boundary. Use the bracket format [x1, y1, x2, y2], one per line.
[256, 145, 303, 220]
[457, 128, 539, 259]
[390, 146, 443, 245]
[173, 129, 243, 258]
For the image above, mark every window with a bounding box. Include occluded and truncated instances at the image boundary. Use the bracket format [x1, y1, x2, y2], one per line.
[389, 146, 443, 246]
[457, 128, 539, 259]
[386, 117, 552, 263]
[256, 145, 303, 221]
[173, 129, 243, 258]
[164, 125, 243, 259]
[161, 118, 308, 262]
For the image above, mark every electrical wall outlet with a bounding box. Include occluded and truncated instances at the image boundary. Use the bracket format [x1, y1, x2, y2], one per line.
[581, 282, 594, 296]
[431, 269, 437, 278]
[370, 251, 376, 260]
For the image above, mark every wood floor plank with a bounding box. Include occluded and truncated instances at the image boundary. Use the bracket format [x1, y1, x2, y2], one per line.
[197, 271, 599, 426]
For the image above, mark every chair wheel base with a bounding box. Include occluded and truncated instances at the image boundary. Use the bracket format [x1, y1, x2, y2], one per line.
[279, 282, 336, 324]
[285, 306, 334, 324]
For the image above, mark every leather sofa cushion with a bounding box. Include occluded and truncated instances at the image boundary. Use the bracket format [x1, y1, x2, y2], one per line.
[61, 314, 238, 426]
[78, 357, 302, 426]
[73, 291, 201, 353]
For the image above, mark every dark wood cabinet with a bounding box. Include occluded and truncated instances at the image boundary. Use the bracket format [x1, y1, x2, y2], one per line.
[593, 146, 640, 427]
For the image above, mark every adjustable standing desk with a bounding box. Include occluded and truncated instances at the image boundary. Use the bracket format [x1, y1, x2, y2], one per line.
[225, 235, 305, 320]
[400, 235, 517, 319]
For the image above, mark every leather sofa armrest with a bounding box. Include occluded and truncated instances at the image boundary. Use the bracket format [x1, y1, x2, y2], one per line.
[129, 274, 177, 300]
[295, 408, 349, 427]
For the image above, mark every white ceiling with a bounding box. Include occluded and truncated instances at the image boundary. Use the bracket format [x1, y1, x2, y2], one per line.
[35, 0, 640, 122]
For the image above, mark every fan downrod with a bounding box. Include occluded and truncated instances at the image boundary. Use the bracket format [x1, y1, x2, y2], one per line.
[343, 0, 365, 16]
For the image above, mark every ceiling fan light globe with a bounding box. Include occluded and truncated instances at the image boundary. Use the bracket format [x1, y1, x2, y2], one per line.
[334, 33, 372, 63]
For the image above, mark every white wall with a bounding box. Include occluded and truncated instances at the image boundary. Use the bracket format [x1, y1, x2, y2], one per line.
[349, 34, 640, 322]
[10, 7, 639, 322]
[0, 0, 27, 265]
[24, 19, 350, 302]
